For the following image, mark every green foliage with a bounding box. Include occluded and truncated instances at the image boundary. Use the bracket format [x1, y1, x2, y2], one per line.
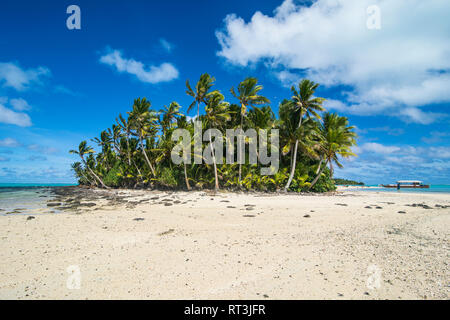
[158, 167, 178, 188]
[69, 77, 358, 193]
[333, 178, 364, 186]
[309, 168, 336, 193]
[103, 162, 122, 187]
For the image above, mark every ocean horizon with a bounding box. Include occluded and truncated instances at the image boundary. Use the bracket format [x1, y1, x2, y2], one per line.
[0, 183, 77, 188]
[0, 182, 449, 193]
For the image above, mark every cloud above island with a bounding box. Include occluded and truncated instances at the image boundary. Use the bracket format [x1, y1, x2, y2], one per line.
[337, 143, 450, 184]
[0, 62, 50, 91]
[0, 99, 32, 127]
[99, 48, 179, 84]
[216, 0, 450, 124]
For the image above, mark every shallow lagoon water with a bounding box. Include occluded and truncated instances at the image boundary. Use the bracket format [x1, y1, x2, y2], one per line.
[0, 186, 64, 216]
[339, 184, 450, 194]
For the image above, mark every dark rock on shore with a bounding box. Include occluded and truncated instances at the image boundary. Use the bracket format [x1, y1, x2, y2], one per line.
[158, 229, 175, 236]
[47, 202, 62, 207]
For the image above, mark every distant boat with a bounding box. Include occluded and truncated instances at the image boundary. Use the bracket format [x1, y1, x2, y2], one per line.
[382, 180, 430, 189]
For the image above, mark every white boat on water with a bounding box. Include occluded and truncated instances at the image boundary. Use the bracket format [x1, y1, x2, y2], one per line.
[382, 180, 430, 189]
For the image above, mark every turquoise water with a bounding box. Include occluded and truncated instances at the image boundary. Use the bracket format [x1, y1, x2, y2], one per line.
[341, 184, 450, 194]
[0, 186, 64, 215]
[0, 183, 76, 188]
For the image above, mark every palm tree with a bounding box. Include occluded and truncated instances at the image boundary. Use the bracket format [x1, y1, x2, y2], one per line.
[69, 141, 109, 188]
[128, 98, 157, 177]
[160, 101, 182, 136]
[279, 101, 320, 178]
[284, 79, 325, 191]
[71, 161, 93, 186]
[248, 106, 275, 132]
[116, 114, 132, 166]
[186, 73, 217, 118]
[309, 112, 357, 189]
[231, 77, 270, 186]
[176, 115, 193, 190]
[203, 92, 231, 190]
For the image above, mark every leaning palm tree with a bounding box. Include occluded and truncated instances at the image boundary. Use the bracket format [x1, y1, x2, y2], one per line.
[69, 141, 109, 188]
[128, 98, 157, 177]
[71, 161, 93, 186]
[309, 112, 357, 189]
[186, 73, 217, 118]
[203, 92, 231, 190]
[284, 79, 325, 191]
[231, 77, 270, 186]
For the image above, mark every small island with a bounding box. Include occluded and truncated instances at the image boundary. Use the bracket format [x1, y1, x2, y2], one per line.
[333, 178, 365, 186]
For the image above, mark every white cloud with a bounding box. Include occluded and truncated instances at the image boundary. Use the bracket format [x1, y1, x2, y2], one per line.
[216, 0, 450, 124]
[0, 62, 50, 91]
[99, 49, 179, 84]
[9, 98, 31, 111]
[360, 142, 400, 155]
[429, 147, 450, 159]
[0, 137, 21, 147]
[0, 102, 32, 127]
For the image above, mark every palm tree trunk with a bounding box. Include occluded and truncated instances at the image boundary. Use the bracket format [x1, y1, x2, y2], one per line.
[132, 160, 144, 183]
[126, 134, 131, 166]
[80, 171, 94, 187]
[184, 163, 191, 190]
[316, 157, 324, 174]
[139, 135, 156, 177]
[309, 160, 328, 189]
[290, 145, 293, 168]
[81, 157, 109, 189]
[284, 141, 299, 191]
[284, 114, 304, 191]
[209, 133, 219, 190]
[329, 160, 334, 178]
[197, 101, 200, 119]
[238, 109, 243, 187]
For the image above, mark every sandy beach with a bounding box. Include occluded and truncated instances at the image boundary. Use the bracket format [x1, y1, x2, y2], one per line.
[0, 187, 449, 300]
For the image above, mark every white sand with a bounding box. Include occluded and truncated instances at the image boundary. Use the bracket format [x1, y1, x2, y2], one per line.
[0, 189, 449, 299]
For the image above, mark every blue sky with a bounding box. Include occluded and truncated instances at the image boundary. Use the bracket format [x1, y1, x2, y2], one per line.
[0, 0, 449, 184]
